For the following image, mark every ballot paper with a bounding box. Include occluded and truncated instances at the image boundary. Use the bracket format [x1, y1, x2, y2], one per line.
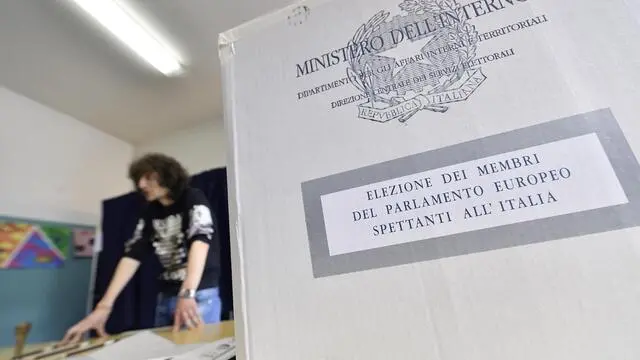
[68, 343, 205, 360]
[143, 344, 213, 360]
[67, 332, 233, 360]
[137, 343, 212, 360]
[165, 338, 235, 360]
[82, 331, 177, 360]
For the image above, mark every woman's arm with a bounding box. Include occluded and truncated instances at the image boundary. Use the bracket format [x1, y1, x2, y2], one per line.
[98, 257, 141, 306]
[181, 240, 210, 291]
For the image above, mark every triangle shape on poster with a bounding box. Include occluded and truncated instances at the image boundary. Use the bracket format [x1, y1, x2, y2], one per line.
[7, 230, 64, 269]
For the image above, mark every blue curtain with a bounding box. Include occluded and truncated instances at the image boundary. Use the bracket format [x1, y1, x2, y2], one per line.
[94, 167, 232, 334]
[95, 192, 144, 333]
[190, 168, 233, 320]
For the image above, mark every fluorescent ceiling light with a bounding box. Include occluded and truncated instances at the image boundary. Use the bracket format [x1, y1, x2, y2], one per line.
[68, 0, 184, 76]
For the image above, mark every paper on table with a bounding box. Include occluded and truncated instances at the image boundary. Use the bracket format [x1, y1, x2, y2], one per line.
[145, 344, 211, 360]
[86, 331, 178, 360]
[169, 337, 235, 360]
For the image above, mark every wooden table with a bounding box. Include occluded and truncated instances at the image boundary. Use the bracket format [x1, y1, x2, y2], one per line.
[0, 321, 234, 360]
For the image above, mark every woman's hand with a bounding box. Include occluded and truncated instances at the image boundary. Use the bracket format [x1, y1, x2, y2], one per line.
[60, 304, 111, 345]
[173, 297, 203, 332]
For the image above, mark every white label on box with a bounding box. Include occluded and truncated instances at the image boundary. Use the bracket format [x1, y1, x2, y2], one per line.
[320, 133, 628, 256]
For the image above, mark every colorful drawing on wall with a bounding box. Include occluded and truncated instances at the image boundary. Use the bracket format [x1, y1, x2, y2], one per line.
[73, 229, 95, 258]
[0, 222, 70, 269]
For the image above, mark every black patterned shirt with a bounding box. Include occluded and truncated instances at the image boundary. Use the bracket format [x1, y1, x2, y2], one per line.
[124, 187, 220, 294]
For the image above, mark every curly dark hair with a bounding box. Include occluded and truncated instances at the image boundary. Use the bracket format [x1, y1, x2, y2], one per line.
[128, 153, 189, 200]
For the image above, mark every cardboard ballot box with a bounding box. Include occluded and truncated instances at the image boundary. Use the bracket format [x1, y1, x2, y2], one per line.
[219, 0, 640, 359]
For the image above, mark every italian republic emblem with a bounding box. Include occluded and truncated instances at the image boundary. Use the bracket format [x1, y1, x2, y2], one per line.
[347, 0, 487, 123]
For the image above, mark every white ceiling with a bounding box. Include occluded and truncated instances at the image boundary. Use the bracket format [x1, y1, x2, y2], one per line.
[0, 0, 292, 144]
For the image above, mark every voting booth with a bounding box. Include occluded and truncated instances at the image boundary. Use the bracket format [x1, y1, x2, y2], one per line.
[220, 0, 640, 358]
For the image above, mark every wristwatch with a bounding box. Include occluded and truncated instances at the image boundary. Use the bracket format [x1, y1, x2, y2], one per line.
[178, 288, 196, 299]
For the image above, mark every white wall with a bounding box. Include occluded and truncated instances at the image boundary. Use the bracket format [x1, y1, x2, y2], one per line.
[134, 119, 226, 175]
[0, 86, 134, 222]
